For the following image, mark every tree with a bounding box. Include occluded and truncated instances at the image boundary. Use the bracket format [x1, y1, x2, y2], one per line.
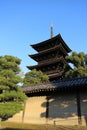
[64, 52, 87, 78]
[0, 55, 27, 121]
[23, 69, 49, 87]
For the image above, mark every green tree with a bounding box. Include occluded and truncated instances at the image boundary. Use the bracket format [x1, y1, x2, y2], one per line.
[23, 69, 49, 87]
[0, 55, 27, 122]
[64, 52, 87, 78]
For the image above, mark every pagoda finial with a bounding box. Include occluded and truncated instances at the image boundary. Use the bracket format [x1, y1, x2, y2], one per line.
[50, 23, 53, 38]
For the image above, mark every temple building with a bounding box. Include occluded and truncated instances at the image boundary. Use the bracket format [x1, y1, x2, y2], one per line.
[27, 34, 71, 81]
[8, 33, 87, 126]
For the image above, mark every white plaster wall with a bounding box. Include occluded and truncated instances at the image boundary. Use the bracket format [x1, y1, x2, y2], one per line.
[7, 92, 87, 126]
[23, 96, 46, 124]
[8, 111, 23, 122]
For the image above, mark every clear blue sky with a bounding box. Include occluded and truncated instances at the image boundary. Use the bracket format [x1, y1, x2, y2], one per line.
[0, 0, 87, 73]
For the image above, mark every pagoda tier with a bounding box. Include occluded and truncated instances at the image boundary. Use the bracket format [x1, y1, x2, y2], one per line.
[31, 34, 71, 53]
[28, 34, 71, 81]
[28, 56, 67, 81]
[28, 56, 66, 69]
[29, 43, 68, 63]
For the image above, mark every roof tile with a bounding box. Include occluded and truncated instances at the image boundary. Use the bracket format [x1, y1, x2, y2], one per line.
[23, 76, 87, 94]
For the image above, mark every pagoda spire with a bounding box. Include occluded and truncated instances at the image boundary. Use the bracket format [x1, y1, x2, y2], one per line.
[50, 23, 53, 38]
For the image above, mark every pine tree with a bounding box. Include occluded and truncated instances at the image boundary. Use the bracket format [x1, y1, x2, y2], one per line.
[23, 69, 49, 87]
[0, 55, 27, 121]
[65, 52, 87, 78]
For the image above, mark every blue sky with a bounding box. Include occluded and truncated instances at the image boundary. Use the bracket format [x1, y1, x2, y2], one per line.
[0, 0, 87, 73]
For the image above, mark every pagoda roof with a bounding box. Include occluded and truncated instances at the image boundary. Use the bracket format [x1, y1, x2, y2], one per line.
[23, 76, 87, 94]
[31, 34, 71, 53]
[27, 56, 66, 70]
[29, 43, 68, 62]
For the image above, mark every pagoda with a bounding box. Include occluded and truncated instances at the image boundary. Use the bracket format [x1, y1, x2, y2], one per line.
[8, 33, 87, 126]
[27, 34, 71, 81]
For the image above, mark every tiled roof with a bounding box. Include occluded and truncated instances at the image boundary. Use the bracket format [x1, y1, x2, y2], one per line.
[27, 56, 66, 70]
[23, 76, 87, 94]
[31, 34, 71, 53]
[29, 43, 68, 59]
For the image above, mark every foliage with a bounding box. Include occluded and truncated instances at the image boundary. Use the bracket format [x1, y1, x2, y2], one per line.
[65, 52, 87, 78]
[23, 69, 49, 87]
[0, 55, 27, 121]
[0, 102, 23, 120]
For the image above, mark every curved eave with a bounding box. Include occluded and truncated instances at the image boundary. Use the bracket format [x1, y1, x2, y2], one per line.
[23, 76, 87, 94]
[31, 34, 71, 53]
[27, 56, 67, 70]
[58, 34, 72, 53]
[29, 44, 68, 62]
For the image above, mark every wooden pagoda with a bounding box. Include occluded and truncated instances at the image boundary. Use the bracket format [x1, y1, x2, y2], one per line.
[27, 34, 71, 81]
[8, 33, 87, 126]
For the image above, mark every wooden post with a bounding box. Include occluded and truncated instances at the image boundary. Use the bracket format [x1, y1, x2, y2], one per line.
[76, 90, 82, 125]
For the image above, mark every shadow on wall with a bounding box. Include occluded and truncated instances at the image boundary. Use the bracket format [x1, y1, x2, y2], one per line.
[80, 92, 87, 125]
[40, 91, 87, 125]
[41, 92, 77, 119]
